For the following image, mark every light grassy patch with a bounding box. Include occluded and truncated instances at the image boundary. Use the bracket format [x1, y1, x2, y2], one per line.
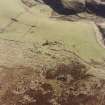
[0, 0, 105, 62]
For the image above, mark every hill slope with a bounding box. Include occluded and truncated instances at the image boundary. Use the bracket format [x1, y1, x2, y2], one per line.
[0, 0, 105, 105]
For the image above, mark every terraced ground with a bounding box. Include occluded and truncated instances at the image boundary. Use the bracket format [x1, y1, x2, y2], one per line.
[0, 0, 105, 105]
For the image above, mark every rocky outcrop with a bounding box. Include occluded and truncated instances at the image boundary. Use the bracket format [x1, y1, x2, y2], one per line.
[42, 0, 86, 15]
[35, 0, 105, 16]
[21, 0, 105, 16]
[42, 0, 105, 17]
[86, 0, 105, 17]
[21, 0, 37, 7]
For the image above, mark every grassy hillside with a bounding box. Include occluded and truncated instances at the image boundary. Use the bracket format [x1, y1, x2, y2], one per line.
[0, 0, 105, 62]
[1, 1, 105, 105]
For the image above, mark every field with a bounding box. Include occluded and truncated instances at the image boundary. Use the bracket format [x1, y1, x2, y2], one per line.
[0, 0, 105, 62]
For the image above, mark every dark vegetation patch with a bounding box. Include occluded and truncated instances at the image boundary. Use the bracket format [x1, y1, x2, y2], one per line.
[46, 61, 92, 82]
[0, 59, 105, 105]
[1, 84, 55, 105]
[58, 93, 99, 105]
